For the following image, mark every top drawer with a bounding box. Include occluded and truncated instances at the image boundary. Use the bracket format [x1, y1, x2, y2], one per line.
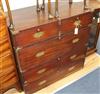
[14, 22, 58, 48]
[60, 12, 92, 34]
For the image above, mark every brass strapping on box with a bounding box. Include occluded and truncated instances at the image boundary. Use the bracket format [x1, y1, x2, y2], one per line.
[15, 47, 22, 53]
[10, 30, 20, 35]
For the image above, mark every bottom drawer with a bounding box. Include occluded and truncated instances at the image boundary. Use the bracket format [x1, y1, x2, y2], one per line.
[58, 58, 84, 76]
[22, 59, 59, 84]
[23, 60, 83, 94]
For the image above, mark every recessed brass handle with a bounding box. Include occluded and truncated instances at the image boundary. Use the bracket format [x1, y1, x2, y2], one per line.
[37, 68, 46, 74]
[72, 38, 79, 44]
[36, 51, 45, 58]
[70, 54, 77, 60]
[68, 66, 75, 71]
[38, 80, 47, 86]
[33, 29, 44, 38]
[75, 55, 85, 60]
[70, 54, 85, 61]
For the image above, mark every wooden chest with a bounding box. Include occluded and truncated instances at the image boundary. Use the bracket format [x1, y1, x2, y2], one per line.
[0, 8, 20, 93]
[8, 1, 99, 94]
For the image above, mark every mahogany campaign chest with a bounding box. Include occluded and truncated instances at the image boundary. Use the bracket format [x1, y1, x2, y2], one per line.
[0, 0, 98, 93]
[8, 2, 94, 94]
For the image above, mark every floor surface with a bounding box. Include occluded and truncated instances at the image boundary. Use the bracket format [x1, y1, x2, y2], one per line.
[55, 68, 100, 94]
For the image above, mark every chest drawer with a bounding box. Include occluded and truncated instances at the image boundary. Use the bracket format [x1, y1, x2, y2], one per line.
[60, 12, 92, 34]
[14, 22, 58, 47]
[23, 59, 83, 94]
[22, 58, 59, 84]
[59, 45, 86, 68]
[56, 58, 84, 80]
[17, 27, 90, 71]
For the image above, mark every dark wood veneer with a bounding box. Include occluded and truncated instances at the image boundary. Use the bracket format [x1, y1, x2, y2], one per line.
[17, 27, 90, 71]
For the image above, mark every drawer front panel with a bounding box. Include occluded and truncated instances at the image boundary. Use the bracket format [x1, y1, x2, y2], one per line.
[60, 51, 85, 69]
[18, 27, 90, 71]
[14, 22, 58, 47]
[23, 60, 83, 94]
[22, 59, 59, 83]
[61, 45, 86, 66]
[57, 58, 84, 78]
[60, 12, 92, 33]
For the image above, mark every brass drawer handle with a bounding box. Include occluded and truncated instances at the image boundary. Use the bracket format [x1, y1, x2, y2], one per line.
[68, 66, 75, 71]
[38, 80, 47, 86]
[75, 55, 85, 60]
[70, 54, 77, 60]
[37, 68, 46, 74]
[72, 38, 79, 44]
[70, 54, 85, 61]
[36, 51, 45, 58]
[33, 29, 44, 38]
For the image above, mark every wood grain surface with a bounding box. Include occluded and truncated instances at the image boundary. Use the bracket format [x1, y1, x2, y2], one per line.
[0, 8, 20, 93]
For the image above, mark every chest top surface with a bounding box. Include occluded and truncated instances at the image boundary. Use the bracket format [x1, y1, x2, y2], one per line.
[8, 0, 100, 31]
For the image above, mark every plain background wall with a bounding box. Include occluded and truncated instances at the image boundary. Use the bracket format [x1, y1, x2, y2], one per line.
[1, 0, 100, 54]
[2, 0, 83, 11]
[97, 34, 100, 54]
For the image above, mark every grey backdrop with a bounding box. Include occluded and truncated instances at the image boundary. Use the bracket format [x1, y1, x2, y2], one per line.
[97, 34, 100, 54]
